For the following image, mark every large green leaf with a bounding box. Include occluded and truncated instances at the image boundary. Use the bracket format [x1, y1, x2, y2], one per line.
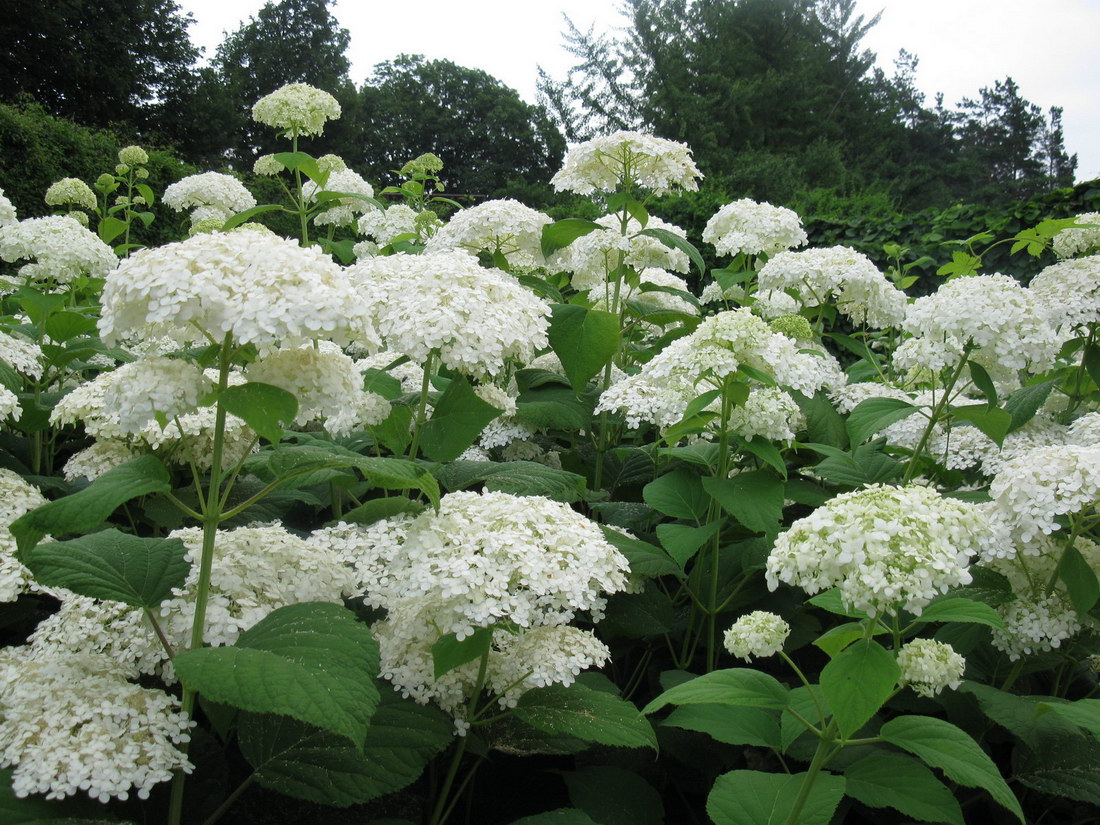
[418, 375, 502, 462]
[1013, 733, 1100, 805]
[1058, 542, 1100, 612]
[23, 529, 188, 608]
[843, 752, 964, 825]
[1038, 698, 1100, 737]
[599, 526, 679, 578]
[10, 455, 171, 555]
[643, 669, 789, 714]
[547, 304, 620, 393]
[643, 469, 708, 520]
[950, 404, 1012, 447]
[514, 684, 656, 750]
[655, 520, 723, 569]
[638, 227, 705, 276]
[219, 382, 298, 444]
[917, 597, 1005, 628]
[563, 765, 663, 825]
[1003, 380, 1056, 432]
[434, 460, 587, 503]
[663, 704, 781, 749]
[961, 682, 1080, 748]
[541, 218, 603, 258]
[238, 692, 452, 806]
[707, 770, 845, 825]
[337, 497, 425, 527]
[701, 471, 783, 535]
[173, 602, 381, 745]
[432, 627, 491, 679]
[846, 397, 918, 446]
[511, 811, 600, 825]
[879, 715, 1024, 822]
[820, 639, 898, 738]
[516, 385, 596, 432]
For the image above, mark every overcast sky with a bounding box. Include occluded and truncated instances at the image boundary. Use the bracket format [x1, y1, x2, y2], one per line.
[179, 0, 1100, 182]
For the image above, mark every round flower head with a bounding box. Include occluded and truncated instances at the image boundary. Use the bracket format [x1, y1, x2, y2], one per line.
[723, 611, 791, 661]
[0, 386, 18, 423]
[44, 177, 97, 212]
[0, 329, 44, 379]
[101, 356, 211, 435]
[1029, 256, 1100, 331]
[989, 444, 1100, 542]
[896, 639, 966, 697]
[0, 469, 48, 603]
[703, 199, 807, 258]
[551, 131, 702, 196]
[162, 172, 256, 224]
[253, 154, 285, 176]
[1052, 212, 1100, 259]
[401, 153, 444, 177]
[98, 228, 378, 350]
[118, 145, 149, 166]
[425, 199, 552, 269]
[0, 187, 17, 227]
[766, 485, 999, 616]
[63, 439, 139, 482]
[552, 214, 691, 294]
[0, 215, 116, 284]
[758, 246, 906, 328]
[252, 82, 341, 137]
[348, 250, 550, 377]
[357, 203, 420, 248]
[304, 168, 375, 227]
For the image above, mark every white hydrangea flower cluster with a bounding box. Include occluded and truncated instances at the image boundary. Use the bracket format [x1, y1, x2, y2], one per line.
[118, 145, 148, 166]
[766, 485, 1000, 615]
[0, 469, 48, 602]
[63, 439, 139, 481]
[44, 178, 97, 211]
[425, 199, 552, 269]
[0, 215, 116, 283]
[1067, 412, 1100, 447]
[552, 214, 691, 294]
[162, 172, 256, 225]
[101, 356, 211, 435]
[758, 246, 906, 328]
[989, 444, 1100, 542]
[723, 611, 791, 661]
[1052, 212, 1100, 259]
[893, 274, 1061, 384]
[597, 308, 841, 433]
[245, 341, 390, 436]
[551, 131, 702, 196]
[0, 187, 17, 227]
[99, 228, 377, 350]
[356, 204, 421, 254]
[253, 154, 285, 176]
[703, 199, 808, 258]
[251, 82, 341, 137]
[0, 329, 44, 378]
[0, 648, 192, 803]
[304, 168, 375, 227]
[0, 386, 18, 422]
[896, 639, 966, 697]
[1029, 256, 1100, 331]
[349, 250, 550, 377]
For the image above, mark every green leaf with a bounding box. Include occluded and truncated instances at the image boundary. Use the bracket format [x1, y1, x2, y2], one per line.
[599, 585, 675, 638]
[1085, 342, 1100, 389]
[843, 752, 965, 825]
[813, 622, 885, 658]
[968, 361, 998, 407]
[643, 668, 789, 714]
[23, 529, 188, 608]
[10, 455, 171, 555]
[516, 385, 596, 431]
[337, 497, 425, 526]
[434, 460, 587, 503]
[707, 770, 845, 825]
[173, 602, 381, 745]
[951, 404, 1012, 447]
[599, 527, 679, 578]
[510, 811, 599, 825]
[371, 405, 413, 455]
[663, 704, 781, 749]
[1003, 381, 1056, 432]
[806, 589, 868, 618]
[432, 627, 491, 679]
[812, 441, 901, 487]
[1059, 543, 1100, 612]
[701, 471, 783, 535]
[238, 692, 453, 806]
[655, 520, 722, 568]
[514, 684, 656, 750]
[796, 391, 848, 449]
[820, 639, 899, 737]
[44, 311, 97, 343]
[643, 469, 707, 520]
[1038, 699, 1100, 737]
[361, 368, 404, 400]
[918, 597, 1005, 628]
[221, 203, 287, 231]
[638, 227, 705, 276]
[97, 215, 128, 244]
[541, 218, 602, 259]
[273, 151, 325, 184]
[548, 304, 620, 393]
[418, 375, 501, 462]
[219, 382, 298, 444]
[879, 715, 1024, 822]
[781, 686, 827, 752]
[961, 682, 1079, 748]
[1014, 732, 1100, 806]
[564, 765, 663, 825]
[735, 436, 787, 479]
[846, 397, 918, 446]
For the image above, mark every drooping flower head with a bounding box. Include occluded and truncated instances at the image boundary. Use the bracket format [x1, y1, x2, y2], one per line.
[251, 83, 341, 137]
[0, 187, 17, 227]
[303, 168, 375, 227]
[0, 469, 48, 603]
[551, 131, 702, 196]
[703, 199, 808, 258]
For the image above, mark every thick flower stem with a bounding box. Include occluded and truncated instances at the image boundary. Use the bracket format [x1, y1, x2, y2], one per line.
[705, 388, 735, 672]
[427, 649, 489, 825]
[901, 344, 973, 484]
[783, 722, 839, 825]
[408, 350, 435, 462]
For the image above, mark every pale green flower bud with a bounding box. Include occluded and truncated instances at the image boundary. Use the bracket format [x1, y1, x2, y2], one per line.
[115, 164, 130, 175]
[316, 154, 347, 175]
[135, 168, 149, 180]
[253, 154, 284, 176]
[188, 217, 224, 236]
[769, 314, 813, 341]
[401, 153, 444, 177]
[45, 178, 97, 211]
[95, 173, 115, 189]
[723, 611, 790, 661]
[118, 145, 149, 166]
[66, 210, 89, 227]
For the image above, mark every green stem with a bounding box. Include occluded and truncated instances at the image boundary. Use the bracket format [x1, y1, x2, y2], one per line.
[408, 350, 435, 461]
[428, 650, 489, 825]
[201, 774, 255, 825]
[783, 722, 839, 825]
[901, 344, 973, 484]
[706, 386, 734, 672]
[291, 135, 309, 245]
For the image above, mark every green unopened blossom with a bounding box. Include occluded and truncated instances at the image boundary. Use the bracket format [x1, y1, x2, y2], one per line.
[188, 217, 224, 236]
[317, 154, 347, 175]
[769, 314, 814, 341]
[251, 83, 341, 138]
[115, 164, 130, 175]
[135, 168, 149, 180]
[66, 210, 89, 226]
[95, 173, 115, 189]
[253, 154, 284, 176]
[117, 145, 148, 166]
[45, 178, 97, 211]
[401, 153, 444, 177]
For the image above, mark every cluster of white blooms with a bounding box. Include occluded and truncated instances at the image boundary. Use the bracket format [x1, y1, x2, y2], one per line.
[1052, 212, 1100, 259]
[99, 229, 377, 350]
[759, 246, 906, 328]
[252, 83, 341, 137]
[1067, 412, 1100, 447]
[766, 485, 1000, 615]
[723, 611, 791, 661]
[118, 145, 148, 166]
[1029, 256, 1100, 330]
[989, 444, 1100, 542]
[726, 386, 806, 442]
[162, 172, 256, 225]
[349, 250, 550, 377]
[246, 341, 390, 436]
[0, 187, 17, 227]
[0, 386, 18, 422]
[63, 439, 139, 481]
[894, 274, 1061, 384]
[551, 131, 702, 196]
[0, 469, 48, 602]
[253, 154, 285, 176]
[304, 168, 375, 227]
[101, 356, 211, 435]
[552, 214, 691, 294]
[355, 350, 425, 393]
[44, 178, 97, 211]
[896, 639, 966, 697]
[356, 204, 422, 253]
[0, 648, 191, 802]
[703, 199, 807, 258]
[598, 308, 841, 432]
[829, 382, 913, 414]
[0, 329, 44, 378]
[425, 199, 552, 269]
[0, 215, 116, 283]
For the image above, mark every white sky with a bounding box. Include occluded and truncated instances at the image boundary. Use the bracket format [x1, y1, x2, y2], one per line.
[179, 0, 1100, 182]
